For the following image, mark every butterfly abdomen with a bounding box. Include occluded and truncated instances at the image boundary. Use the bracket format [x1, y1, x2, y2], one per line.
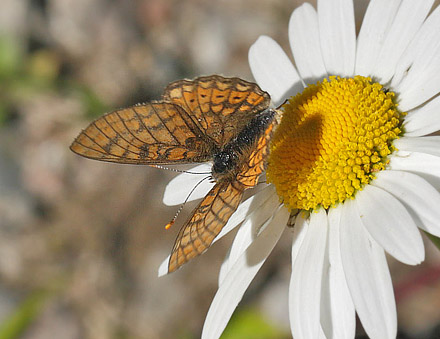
[212, 109, 276, 178]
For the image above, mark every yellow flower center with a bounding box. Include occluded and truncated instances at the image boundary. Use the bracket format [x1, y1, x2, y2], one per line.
[267, 76, 404, 211]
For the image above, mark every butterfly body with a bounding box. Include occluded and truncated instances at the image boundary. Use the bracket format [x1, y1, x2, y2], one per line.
[212, 109, 276, 181]
[70, 75, 277, 273]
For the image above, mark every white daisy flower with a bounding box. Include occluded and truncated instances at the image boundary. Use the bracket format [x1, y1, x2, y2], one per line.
[161, 0, 440, 338]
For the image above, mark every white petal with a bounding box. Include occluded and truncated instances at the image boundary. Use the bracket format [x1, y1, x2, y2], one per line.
[219, 191, 279, 285]
[389, 151, 440, 181]
[394, 136, 440, 157]
[216, 185, 276, 239]
[372, 0, 434, 84]
[339, 199, 397, 339]
[391, 5, 440, 88]
[248, 36, 302, 106]
[162, 164, 213, 206]
[373, 170, 440, 237]
[158, 186, 276, 276]
[355, 185, 424, 265]
[158, 256, 170, 277]
[396, 51, 440, 112]
[318, 328, 327, 339]
[404, 96, 440, 137]
[393, 6, 440, 111]
[201, 206, 289, 339]
[317, 0, 356, 76]
[289, 3, 327, 83]
[355, 0, 401, 77]
[320, 207, 355, 339]
[289, 209, 328, 339]
[290, 212, 309, 262]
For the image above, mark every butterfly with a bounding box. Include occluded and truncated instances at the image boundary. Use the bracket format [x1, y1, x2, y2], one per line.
[70, 75, 279, 273]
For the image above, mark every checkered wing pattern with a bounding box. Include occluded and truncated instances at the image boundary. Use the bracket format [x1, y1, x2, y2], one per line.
[163, 75, 270, 146]
[70, 102, 212, 165]
[168, 181, 244, 273]
[236, 115, 278, 187]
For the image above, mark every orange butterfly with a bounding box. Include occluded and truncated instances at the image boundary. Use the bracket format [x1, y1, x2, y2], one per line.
[70, 75, 279, 272]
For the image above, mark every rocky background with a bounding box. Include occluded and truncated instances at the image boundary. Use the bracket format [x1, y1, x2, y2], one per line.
[0, 0, 439, 338]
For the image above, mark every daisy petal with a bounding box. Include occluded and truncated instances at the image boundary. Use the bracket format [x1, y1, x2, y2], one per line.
[340, 199, 397, 339]
[391, 5, 440, 88]
[158, 186, 276, 277]
[355, 0, 401, 76]
[216, 185, 276, 239]
[163, 164, 213, 206]
[218, 191, 279, 285]
[317, 0, 355, 76]
[396, 50, 440, 112]
[158, 256, 170, 277]
[290, 212, 309, 263]
[389, 151, 440, 181]
[394, 136, 440, 157]
[289, 3, 327, 83]
[201, 206, 289, 339]
[373, 170, 440, 237]
[289, 209, 328, 339]
[354, 185, 424, 265]
[372, 0, 434, 84]
[393, 6, 440, 111]
[248, 36, 302, 106]
[404, 96, 440, 137]
[320, 207, 355, 339]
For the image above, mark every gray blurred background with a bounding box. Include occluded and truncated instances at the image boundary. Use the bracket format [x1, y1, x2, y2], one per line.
[0, 0, 439, 338]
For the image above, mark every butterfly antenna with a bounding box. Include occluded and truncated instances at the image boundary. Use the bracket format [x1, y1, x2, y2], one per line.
[150, 164, 211, 175]
[275, 99, 288, 110]
[164, 176, 211, 230]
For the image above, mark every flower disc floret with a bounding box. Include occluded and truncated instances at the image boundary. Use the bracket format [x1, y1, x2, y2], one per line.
[267, 76, 404, 211]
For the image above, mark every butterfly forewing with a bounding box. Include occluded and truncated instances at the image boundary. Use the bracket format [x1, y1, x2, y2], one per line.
[70, 102, 212, 164]
[163, 75, 271, 147]
[168, 180, 245, 273]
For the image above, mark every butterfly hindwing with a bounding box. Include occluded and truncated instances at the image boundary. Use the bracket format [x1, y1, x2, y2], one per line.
[236, 115, 278, 187]
[70, 102, 213, 165]
[168, 180, 245, 273]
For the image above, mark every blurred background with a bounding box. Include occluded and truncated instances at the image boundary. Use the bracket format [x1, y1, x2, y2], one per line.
[0, 0, 440, 338]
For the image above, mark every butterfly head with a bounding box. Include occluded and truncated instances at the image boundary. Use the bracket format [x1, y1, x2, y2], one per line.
[212, 151, 237, 176]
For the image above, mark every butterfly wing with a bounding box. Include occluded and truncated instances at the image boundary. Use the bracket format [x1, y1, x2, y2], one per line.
[168, 180, 244, 273]
[236, 112, 278, 187]
[70, 102, 214, 165]
[162, 75, 271, 147]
